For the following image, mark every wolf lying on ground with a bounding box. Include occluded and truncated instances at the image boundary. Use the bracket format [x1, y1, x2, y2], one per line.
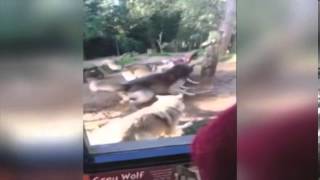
[83, 66, 105, 83]
[121, 64, 153, 81]
[89, 64, 199, 106]
[87, 94, 188, 145]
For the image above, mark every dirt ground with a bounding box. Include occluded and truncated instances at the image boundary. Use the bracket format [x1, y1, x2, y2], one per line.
[83, 54, 236, 135]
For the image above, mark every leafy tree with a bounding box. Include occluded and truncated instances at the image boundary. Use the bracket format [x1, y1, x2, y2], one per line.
[83, 0, 234, 59]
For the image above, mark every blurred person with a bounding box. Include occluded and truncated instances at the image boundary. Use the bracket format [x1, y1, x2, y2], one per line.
[237, 104, 316, 180]
[192, 104, 236, 180]
[191, 104, 316, 180]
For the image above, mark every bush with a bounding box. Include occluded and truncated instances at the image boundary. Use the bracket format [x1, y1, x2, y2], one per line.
[118, 37, 146, 54]
[148, 51, 171, 57]
[118, 53, 137, 66]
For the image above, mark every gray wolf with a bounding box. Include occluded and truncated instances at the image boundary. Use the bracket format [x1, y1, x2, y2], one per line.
[89, 64, 198, 105]
[87, 94, 187, 145]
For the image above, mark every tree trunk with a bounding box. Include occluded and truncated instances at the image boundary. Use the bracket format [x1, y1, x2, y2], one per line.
[218, 0, 236, 55]
[156, 32, 163, 53]
[200, 0, 236, 79]
[200, 43, 219, 78]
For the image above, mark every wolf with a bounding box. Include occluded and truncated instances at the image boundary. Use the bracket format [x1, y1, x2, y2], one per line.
[89, 64, 199, 105]
[83, 66, 104, 83]
[87, 94, 187, 145]
[121, 64, 153, 81]
[122, 94, 186, 141]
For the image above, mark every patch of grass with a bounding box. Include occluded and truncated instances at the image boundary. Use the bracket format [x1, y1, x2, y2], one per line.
[148, 51, 172, 57]
[118, 53, 137, 66]
[183, 119, 210, 135]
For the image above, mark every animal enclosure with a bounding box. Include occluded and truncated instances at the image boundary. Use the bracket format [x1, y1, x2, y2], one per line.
[83, 53, 236, 146]
[83, 0, 236, 147]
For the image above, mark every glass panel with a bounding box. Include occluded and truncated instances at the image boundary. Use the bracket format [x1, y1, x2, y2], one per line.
[83, 0, 236, 148]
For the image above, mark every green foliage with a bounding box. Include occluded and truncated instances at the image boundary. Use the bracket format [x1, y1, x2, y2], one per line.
[148, 51, 172, 57]
[175, 0, 225, 32]
[84, 0, 113, 39]
[118, 52, 137, 66]
[117, 35, 146, 53]
[150, 10, 181, 42]
[183, 119, 209, 135]
[84, 0, 231, 58]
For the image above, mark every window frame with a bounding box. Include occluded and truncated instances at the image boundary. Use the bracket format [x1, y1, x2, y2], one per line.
[84, 130, 194, 173]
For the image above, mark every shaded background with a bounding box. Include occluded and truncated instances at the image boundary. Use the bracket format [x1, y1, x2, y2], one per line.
[0, 0, 317, 179]
[83, 0, 234, 59]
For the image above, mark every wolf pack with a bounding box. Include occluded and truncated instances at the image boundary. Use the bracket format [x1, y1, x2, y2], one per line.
[84, 52, 212, 145]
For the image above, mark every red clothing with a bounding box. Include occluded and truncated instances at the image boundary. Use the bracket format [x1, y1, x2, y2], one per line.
[192, 105, 236, 180]
[238, 105, 317, 180]
[192, 104, 316, 180]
